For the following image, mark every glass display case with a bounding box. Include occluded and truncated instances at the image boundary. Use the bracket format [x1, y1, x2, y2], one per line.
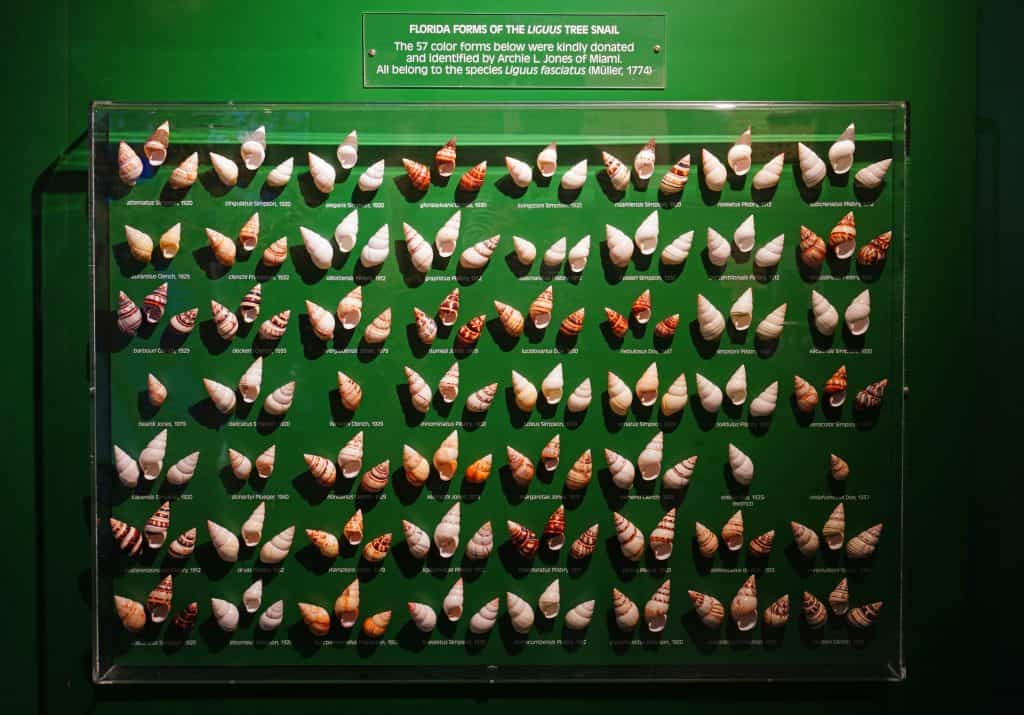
[91, 101, 906, 683]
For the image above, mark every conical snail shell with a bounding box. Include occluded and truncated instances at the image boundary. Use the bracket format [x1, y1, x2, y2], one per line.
[125, 225, 154, 263]
[436, 361, 459, 404]
[334, 579, 360, 627]
[336, 285, 363, 329]
[730, 288, 753, 331]
[506, 591, 535, 634]
[854, 158, 892, 189]
[241, 502, 265, 547]
[266, 157, 294, 188]
[402, 444, 429, 487]
[845, 289, 871, 335]
[560, 159, 587, 190]
[238, 357, 263, 403]
[607, 370, 632, 417]
[540, 363, 563, 404]
[753, 233, 785, 268]
[138, 428, 167, 480]
[613, 512, 645, 562]
[402, 222, 434, 273]
[605, 223, 634, 267]
[113, 445, 140, 487]
[115, 292, 141, 335]
[507, 519, 539, 558]
[261, 238, 289, 268]
[141, 283, 167, 324]
[143, 501, 171, 548]
[631, 289, 652, 325]
[755, 303, 787, 341]
[824, 365, 848, 407]
[494, 300, 525, 337]
[541, 434, 561, 472]
[543, 237, 567, 267]
[209, 152, 239, 187]
[811, 290, 840, 335]
[362, 532, 392, 562]
[512, 235, 537, 265]
[559, 308, 585, 337]
[336, 371, 362, 413]
[695, 521, 719, 558]
[459, 235, 500, 269]
[730, 575, 758, 631]
[432, 430, 459, 480]
[790, 521, 820, 557]
[799, 225, 827, 268]
[344, 509, 364, 546]
[857, 230, 893, 266]
[237, 212, 260, 253]
[242, 579, 263, 613]
[566, 449, 593, 490]
[538, 579, 560, 619]
[337, 431, 364, 479]
[511, 370, 538, 412]
[536, 142, 557, 177]
[433, 502, 461, 558]
[830, 453, 850, 480]
[602, 150, 631, 191]
[307, 151, 335, 194]
[752, 152, 785, 190]
[359, 224, 390, 268]
[793, 375, 819, 413]
[748, 529, 775, 558]
[612, 588, 640, 631]
[466, 383, 498, 413]
[402, 157, 431, 191]
[644, 579, 672, 633]
[240, 125, 266, 170]
[435, 138, 456, 176]
[166, 450, 198, 486]
[207, 520, 239, 562]
[829, 578, 850, 615]
[263, 381, 295, 416]
[604, 306, 628, 338]
[117, 141, 143, 186]
[146, 373, 167, 408]
[649, 508, 676, 560]
[300, 226, 334, 270]
[802, 591, 827, 629]
[570, 524, 599, 559]
[566, 378, 592, 412]
[568, 235, 590, 272]
[114, 595, 146, 632]
[210, 299, 238, 341]
[828, 123, 856, 174]
[725, 365, 748, 406]
[662, 456, 697, 490]
[689, 590, 725, 628]
[721, 510, 744, 551]
[565, 599, 596, 630]
[238, 283, 262, 325]
[749, 381, 779, 417]
[404, 365, 432, 414]
[633, 138, 656, 180]
[695, 373, 722, 413]
[457, 314, 486, 346]
[168, 527, 196, 559]
[173, 602, 199, 632]
[469, 597, 499, 634]
[829, 211, 857, 260]
[506, 445, 535, 487]
[763, 594, 789, 627]
[402, 520, 430, 559]
[360, 460, 390, 493]
[168, 152, 198, 189]
[466, 521, 494, 560]
[543, 505, 565, 549]
[637, 431, 664, 480]
[363, 308, 392, 344]
[604, 449, 635, 489]
[659, 154, 690, 195]
[727, 127, 752, 175]
[357, 159, 384, 192]
[298, 602, 331, 636]
[506, 155, 533, 188]
[444, 578, 464, 621]
[661, 372, 688, 415]
[846, 523, 883, 559]
[305, 452, 337, 488]
[437, 287, 460, 327]
[855, 379, 888, 410]
[701, 148, 727, 191]
[169, 306, 198, 334]
[633, 211, 659, 256]
[110, 517, 143, 557]
[661, 230, 693, 265]
[797, 142, 826, 188]
[458, 161, 487, 192]
[258, 600, 284, 631]
[733, 214, 756, 254]
[232, 447, 256, 480]
[696, 294, 726, 341]
[336, 129, 358, 169]
[408, 602, 437, 633]
[305, 299, 335, 341]
[259, 525, 295, 564]
[847, 602, 884, 629]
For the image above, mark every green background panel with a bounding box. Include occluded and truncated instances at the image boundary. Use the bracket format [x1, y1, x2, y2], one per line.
[5, 0, 1014, 712]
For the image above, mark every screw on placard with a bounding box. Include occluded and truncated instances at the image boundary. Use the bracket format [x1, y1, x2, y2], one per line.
[368, 48, 377, 57]
[652, 44, 661, 54]
[903, 386, 910, 396]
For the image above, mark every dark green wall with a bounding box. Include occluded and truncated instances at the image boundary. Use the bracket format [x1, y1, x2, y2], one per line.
[7, 0, 1009, 711]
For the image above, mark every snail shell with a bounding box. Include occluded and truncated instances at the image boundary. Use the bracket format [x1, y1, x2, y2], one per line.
[357, 159, 384, 192]
[637, 430, 664, 480]
[402, 444, 429, 487]
[752, 152, 785, 190]
[242, 579, 263, 614]
[811, 290, 840, 335]
[829, 577, 850, 615]
[725, 364, 747, 406]
[830, 453, 850, 481]
[802, 591, 827, 629]
[662, 456, 697, 490]
[542, 237, 567, 267]
[701, 148, 727, 191]
[559, 308, 585, 336]
[633, 137, 656, 180]
[660, 372, 688, 416]
[530, 286, 554, 329]
[797, 142, 826, 188]
[240, 125, 266, 170]
[459, 235, 500, 269]
[206, 228, 237, 267]
[727, 127, 752, 175]
[633, 211, 659, 256]
[437, 361, 459, 404]
[536, 142, 557, 177]
[359, 224, 391, 268]
[408, 602, 437, 633]
[413, 306, 437, 345]
[238, 212, 260, 252]
[649, 508, 676, 560]
[344, 509, 364, 546]
[695, 521, 719, 558]
[543, 504, 565, 549]
[466, 521, 494, 560]
[117, 141, 143, 186]
[612, 588, 640, 631]
[263, 380, 295, 416]
[696, 294, 726, 341]
[336, 432, 363, 479]
[266, 157, 294, 187]
[754, 233, 785, 268]
[721, 510, 744, 551]
[465, 382, 498, 413]
[568, 235, 590, 272]
[570, 524, 599, 559]
[432, 430, 459, 481]
[607, 370, 632, 416]
[307, 151, 335, 194]
[298, 602, 331, 637]
[110, 517, 143, 557]
[560, 159, 588, 190]
[763, 594, 789, 628]
[845, 289, 871, 336]
[143, 501, 171, 548]
[799, 225, 827, 268]
[695, 373, 723, 413]
[790, 521, 820, 557]
[748, 529, 775, 558]
[469, 597, 499, 634]
[755, 303, 788, 341]
[847, 601, 884, 629]
[855, 379, 888, 410]
[512, 235, 536, 265]
[793, 375, 819, 413]
[829, 211, 857, 259]
[334, 579, 360, 628]
[749, 381, 779, 417]
[828, 123, 856, 174]
[403, 519, 430, 559]
[300, 226, 333, 270]
[506, 445, 535, 487]
[614, 512, 645, 562]
[362, 533, 392, 563]
[138, 428, 167, 480]
[207, 520, 239, 563]
[211, 598, 239, 632]
[168, 528, 196, 560]
[209, 152, 239, 187]
[507, 519, 539, 558]
[854, 158, 892, 189]
[125, 225, 153, 263]
[333, 210, 358, 254]
[566, 378, 592, 412]
[402, 157, 431, 191]
[241, 502, 265, 547]
[261, 237, 288, 268]
[360, 460, 390, 493]
[494, 300, 525, 337]
[506, 592, 535, 634]
[253, 309, 285, 346]
[238, 357, 263, 403]
[538, 579, 560, 619]
[605, 223, 634, 267]
[363, 308, 392, 344]
[565, 449, 593, 490]
[465, 453, 493, 483]
[602, 150, 631, 191]
[565, 599, 596, 630]
[305, 453, 336, 488]
[846, 523, 883, 558]
[689, 590, 725, 628]
[604, 449, 636, 490]
[258, 600, 284, 631]
[336, 130, 358, 169]
[404, 366, 432, 414]
[730, 288, 753, 331]
[444, 578, 464, 622]
[541, 434, 561, 472]
[403, 222, 434, 273]
[113, 445, 140, 487]
[435, 138, 456, 176]
[336, 286, 363, 330]
[661, 230, 693, 265]
[659, 154, 690, 194]
[511, 370, 538, 412]
[114, 595, 146, 632]
[733, 214, 756, 253]
[604, 306, 628, 338]
[210, 300, 238, 341]
[259, 525, 295, 564]
[458, 161, 487, 192]
[505, 155, 533, 188]
[730, 575, 758, 631]
[165, 450, 198, 486]
[168, 152, 198, 189]
[435, 211, 461, 259]
[169, 307, 198, 335]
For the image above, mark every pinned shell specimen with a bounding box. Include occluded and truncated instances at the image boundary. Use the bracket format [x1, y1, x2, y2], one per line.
[298, 602, 331, 637]
[535, 142, 557, 177]
[729, 288, 754, 332]
[567, 235, 591, 272]
[436, 287, 460, 328]
[794, 375, 819, 413]
[706, 227, 731, 267]
[494, 300, 524, 337]
[335, 130, 358, 169]
[731, 575, 759, 631]
[432, 430, 458, 480]
[612, 588, 640, 631]
[602, 150, 631, 191]
[125, 225, 153, 263]
[169, 307, 198, 335]
[168, 528, 196, 560]
[241, 503, 265, 547]
[117, 141, 143, 186]
[604, 307, 628, 338]
[726, 126, 752, 176]
[337, 432, 364, 479]
[456, 314, 485, 347]
[459, 235, 500, 269]
[748, 529, 775, 558]
[830, 453, 850, 481]
[408, 602, 437, 633]
[334, 579, 359, 627]
[570, 524, 599, 559]
[663, 456, 697, 490]
[749, 381, 779, 417]
[605, 223, 634, 268]
[210, 300, 238, 341]
[333, 210, 358, 254]
[237, 357, 263, 404]
[113, 445, 140, 487]
[660, 372, 688, 416]
[511, 371, 538, 412]
[402, 157, 431, 191]
[437, 362, 460, 404]
[146, 374, 167, 408]
[824, 365, 848, 407]
[307, 528, 340, 559]
[413, 306, 437, 345]
[755, 303, 787, 341]
[305, 453, 336, 488]
[661, 231, 693, 266]
[565, 600, 596, 630]
[117, 291, 142, 335]
[466, 521, 494, 560]
[401, 442, 430, 487]
[402, 222, 434, 274]
[209, 152, 239, 187]
[566, 378, 592, 412]
[751, 233, 784, 269]
[207, 520, 239, 562]
[802, 592, 827, 629]
[695, 522, 719, 558]
[142, 283, 167, 323]
[144, 501, 171, 548]
[847, 602, 884, 629]
[243, 579, 263, 613]
[846, 523, 883, 558]
[469, 598, 499, 634]
[307, 152, 335, 193]
[632, 138, 657, 180]
[110, 517, 143, 557]
[258, 600, 284, 631]
[507, 446, 535, 487]
[733, 215, 756, 254]
[359, 224, 390, 268]
[506, 155, 533, 188]
[858, 230, 893, 266]
[507, 519, 539, 558]
[637, 431, 664, 480]
[855, 379, 888, 410]
[721, 510, 744, 551]
[344, 509, 364, 545]
[360, 460, 390, 493]
[261, 237, 288, 268]
[828, 123, 856, 174]
[607, 371, 632, 416]
[790, 521, 820, 557]
[725, 365, 747, 406]
[362, 532, 392, 562]
[855, 158, 893, 189]
[210, 597, 239, 632]
[512, 235, 536, 265]
[300, 226, 333, 271]
[266, 157, 294, 187]
[799, 225, 827, 268]
[114, 595, 146, 632]
[604, 449, 635, 489]
[560, 159, 588, 190]
[559, 308, 585, 337]
[829, 211, 857, 260]
[169, 152, 198, 189]
[240, 125, 266, 170]
[139, 429, 167, 480]
[538, 579, 560, 619]
[541, 435, 561, 472]
[444, 578, 464, 622]
[633, 211, 659, 256]
[695, 373, 722, 413]
[540, 363, 564, 405]
[696, 294, 726, 341]
[631, 291, 653, 327]
[466, 383, 498, 413]
[362, 611, 392, 639]
[762, 594, 789, 628]
[659, 154, 691, 195]
[689, 590, 725, 628]
[465, 453, 492, 483]
[797, 142, 826, 188]
[752, 152, 785, 190]
[701, 148, 727, 191]
[404, 366, 432, 413]
[458, 161, 487, 192]
[203, 378, 236, 415]
[507, 592, 535, 634]
[174, 602, 199, 632]
[543, 237, 567, 267]
[263, 380, 295, 416]
[402, 520, 430, 559]
[811, 290, 840, 335]
[435, 138, 457, 176]
[237, 213, 260, 253]
[544, 505, 565, 550]
[845, 290, 871, 335]
[363, 308, 392, 344]
[614, 512, 645, 561]
[352, 158, 382, 193]
[829, 578, 850, 615]
[259, 525, 295, 564]
[433, 503, 461, 558]
[649, 508, 676, 560]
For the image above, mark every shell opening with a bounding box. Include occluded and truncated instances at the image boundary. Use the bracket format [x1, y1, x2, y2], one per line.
[547, 534, 564, 551]
[637, 389, 657, 407]
[339, 610, 357, 628]
[735, 610, 758, 631]
[651, 541, 672, 561]
[835, 239, 855, 260]
[149, 603, 170, 623]
[646, 614, 667, 633]
[829, 392, 847, 408]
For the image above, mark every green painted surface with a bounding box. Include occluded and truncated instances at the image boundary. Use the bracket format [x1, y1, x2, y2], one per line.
[3, 0, 999, 711]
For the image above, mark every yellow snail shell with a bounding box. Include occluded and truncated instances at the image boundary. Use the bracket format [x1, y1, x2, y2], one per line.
[661, 372, 688, 415]
[432, 430, 459, 481]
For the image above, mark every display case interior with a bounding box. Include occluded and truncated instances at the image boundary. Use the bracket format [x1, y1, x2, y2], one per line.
[91, 102, 906, 683]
